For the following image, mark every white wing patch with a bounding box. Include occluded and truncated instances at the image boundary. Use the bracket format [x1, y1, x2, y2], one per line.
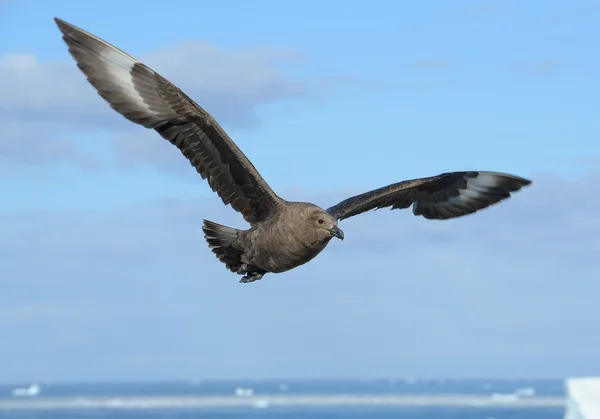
[94, 45, 150, 112]
[454, 172, 505, 205]
[466, 171, 503, 189]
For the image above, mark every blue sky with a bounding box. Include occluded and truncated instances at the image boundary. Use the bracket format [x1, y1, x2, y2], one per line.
[1, 0, 599, 382]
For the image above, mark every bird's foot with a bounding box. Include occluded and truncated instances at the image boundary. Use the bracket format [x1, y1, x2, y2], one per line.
[240, 271, 264, 284]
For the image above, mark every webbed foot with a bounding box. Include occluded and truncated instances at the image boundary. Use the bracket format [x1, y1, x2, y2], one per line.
[240, 271, 265, 283]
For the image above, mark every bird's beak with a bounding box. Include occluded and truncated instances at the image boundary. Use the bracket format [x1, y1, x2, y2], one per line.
[328, 225, 344, 240]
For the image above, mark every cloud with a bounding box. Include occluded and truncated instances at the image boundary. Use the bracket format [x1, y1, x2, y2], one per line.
[108, 127, 193, 175]
[0, 54, 102, 126]
[0, 40, 344, 170]
[0, 45, 325, 128]
[0, 121, 102, 170]
[137, 42, 312, 129]
[1, 171, 599, 380]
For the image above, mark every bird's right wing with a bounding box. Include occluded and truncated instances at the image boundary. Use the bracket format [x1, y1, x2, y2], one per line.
[55, 18, 282, 225]
[326, 171, 531, 221]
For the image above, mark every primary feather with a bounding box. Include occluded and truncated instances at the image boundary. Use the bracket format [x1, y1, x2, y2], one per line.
[54, 17, 282, 225]
[326, 171, 531, 221]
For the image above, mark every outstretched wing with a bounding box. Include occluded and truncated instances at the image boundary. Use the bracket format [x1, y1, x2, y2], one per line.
[54, 18, 282, 225]
[326, 171, 531, 221]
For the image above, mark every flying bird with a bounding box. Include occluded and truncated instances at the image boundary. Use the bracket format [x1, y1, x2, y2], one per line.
[54, 18, 532, 283]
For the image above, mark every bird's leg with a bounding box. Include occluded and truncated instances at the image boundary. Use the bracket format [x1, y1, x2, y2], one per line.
[239, 270, 265, 284]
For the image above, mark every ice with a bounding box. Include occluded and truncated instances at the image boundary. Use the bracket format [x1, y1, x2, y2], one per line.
[564, 377, 600, 419]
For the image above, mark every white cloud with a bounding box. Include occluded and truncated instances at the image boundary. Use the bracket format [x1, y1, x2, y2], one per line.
[0, 121, 102, 169]
[0, 41, 344, 169]
[0, 44, 338, 128]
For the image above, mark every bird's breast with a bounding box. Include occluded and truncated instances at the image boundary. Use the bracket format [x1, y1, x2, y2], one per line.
[244, 224, 329, 273]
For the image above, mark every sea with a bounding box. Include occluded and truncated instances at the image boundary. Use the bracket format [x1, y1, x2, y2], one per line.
[0, 379, 566, 419]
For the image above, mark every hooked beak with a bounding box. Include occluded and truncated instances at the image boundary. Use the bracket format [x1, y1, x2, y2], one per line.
[328, 225, 344, 241]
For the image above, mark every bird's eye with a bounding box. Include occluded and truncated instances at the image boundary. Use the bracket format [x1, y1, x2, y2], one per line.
[318, 219, 324, 224]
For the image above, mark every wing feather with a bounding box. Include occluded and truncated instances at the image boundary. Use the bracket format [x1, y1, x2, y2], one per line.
[54, 18, 281, 224]
[327, 171, 531, 221]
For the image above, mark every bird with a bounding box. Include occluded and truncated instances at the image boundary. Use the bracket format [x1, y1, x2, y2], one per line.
[54, 17, 532, 284]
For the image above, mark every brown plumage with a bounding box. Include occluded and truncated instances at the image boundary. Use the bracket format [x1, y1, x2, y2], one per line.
[54, 18, 532, 283]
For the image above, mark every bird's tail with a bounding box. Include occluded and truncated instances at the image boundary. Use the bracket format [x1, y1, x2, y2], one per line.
[202, 219, 244, 273]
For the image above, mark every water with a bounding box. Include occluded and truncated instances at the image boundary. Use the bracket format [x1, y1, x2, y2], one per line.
[0, 406, 564, 419]
[0, 379, 566, 419]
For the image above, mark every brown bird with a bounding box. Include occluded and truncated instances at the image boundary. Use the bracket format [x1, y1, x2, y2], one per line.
[54, 18, 532, 283]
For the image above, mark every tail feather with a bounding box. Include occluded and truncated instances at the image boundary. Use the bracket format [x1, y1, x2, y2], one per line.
[202, 220, 244, 273]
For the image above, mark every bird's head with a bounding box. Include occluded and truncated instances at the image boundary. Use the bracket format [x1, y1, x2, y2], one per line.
[304, 206, 344, 242]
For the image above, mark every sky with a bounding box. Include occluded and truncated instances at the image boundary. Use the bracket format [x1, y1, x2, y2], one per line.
[1, 0, 599, 382]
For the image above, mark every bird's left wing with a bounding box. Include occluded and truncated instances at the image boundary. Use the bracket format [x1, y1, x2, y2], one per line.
[326, 171, 531, 221]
